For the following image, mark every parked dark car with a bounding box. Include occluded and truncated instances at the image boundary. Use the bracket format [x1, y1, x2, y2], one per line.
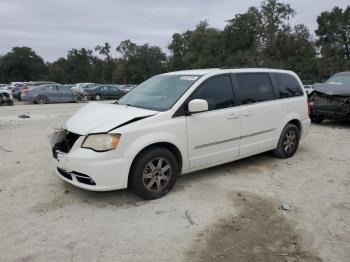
[309, 72, 350, 123]
[21, 84, 84, 104]
[84, 85, 126, 100]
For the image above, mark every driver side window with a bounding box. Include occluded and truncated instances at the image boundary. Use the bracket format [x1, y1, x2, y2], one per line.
[190, 75, 234, 111]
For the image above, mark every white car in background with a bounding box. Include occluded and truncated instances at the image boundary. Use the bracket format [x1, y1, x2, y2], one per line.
[51, 68, 310, 199]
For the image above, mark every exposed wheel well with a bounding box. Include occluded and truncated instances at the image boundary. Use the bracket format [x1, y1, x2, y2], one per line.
[288, 119, 301, 132]
[128, 142, 183, 186]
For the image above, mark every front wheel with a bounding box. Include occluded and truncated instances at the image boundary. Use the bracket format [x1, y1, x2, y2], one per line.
[94, 94, 102, 101]
[273, 123, 300, 159]
[75, 95, 84, 103]
[130, 147, 179, 199]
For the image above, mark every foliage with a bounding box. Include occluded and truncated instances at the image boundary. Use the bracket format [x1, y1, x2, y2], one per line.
[315, 6, 350, 79]
[0, 47, 46, 82]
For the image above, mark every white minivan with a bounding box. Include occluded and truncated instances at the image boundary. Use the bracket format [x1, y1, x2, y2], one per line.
[52, 68, 310, 199]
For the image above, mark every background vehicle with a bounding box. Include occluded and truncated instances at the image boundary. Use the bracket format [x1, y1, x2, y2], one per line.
[0, 84, 10, 90]
[19, 81, 57, 100]
[303, 84, 314, 95]
[71, 83, 95, 93]
[52, 68, 310, 199]
[122, 84, 137, 92]
[8, 82, 24, 99]
[0, 89, 14, 105]
[309, 72, 350, 123]
[22, 83, 84, 104]
[84, 85, 126, 100]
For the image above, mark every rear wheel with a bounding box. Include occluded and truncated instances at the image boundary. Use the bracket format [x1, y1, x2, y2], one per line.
[130, 147, 178, 199]
[273, 123, 300, 159]
[35, 95, 47, 104]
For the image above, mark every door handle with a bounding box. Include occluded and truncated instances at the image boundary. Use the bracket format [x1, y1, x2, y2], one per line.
[227, 113, 240, 119]
[243, 111, 254, 117]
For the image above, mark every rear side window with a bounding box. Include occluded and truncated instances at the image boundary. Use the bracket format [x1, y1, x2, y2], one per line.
[236, 73, 274, 105]
[190, 75, 234, 111]
[274, 73, 303, 98]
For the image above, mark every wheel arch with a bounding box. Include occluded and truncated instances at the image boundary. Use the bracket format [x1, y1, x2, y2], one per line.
[127, 142, 183, 187]
[287, 119, 302, 132]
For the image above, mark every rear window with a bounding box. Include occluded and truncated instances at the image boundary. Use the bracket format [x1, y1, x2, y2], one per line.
[274, 73, 303, 98]
[236, 73, 274, 105]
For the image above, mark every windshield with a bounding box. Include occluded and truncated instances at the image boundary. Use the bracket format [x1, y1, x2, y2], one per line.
[326, 74, 350, 86]
[118, 75, 201, 111]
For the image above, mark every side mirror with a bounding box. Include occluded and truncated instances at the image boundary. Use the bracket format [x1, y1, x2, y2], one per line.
[188, 99, 208, 113]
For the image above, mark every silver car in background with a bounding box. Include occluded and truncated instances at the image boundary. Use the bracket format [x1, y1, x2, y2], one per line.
[21, 84, 85, 104]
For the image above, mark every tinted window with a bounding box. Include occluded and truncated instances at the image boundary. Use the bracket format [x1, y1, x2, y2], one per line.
[190, 75, 234, 111]
[237, 73, 274, 105]
[275, 73, 303, 98]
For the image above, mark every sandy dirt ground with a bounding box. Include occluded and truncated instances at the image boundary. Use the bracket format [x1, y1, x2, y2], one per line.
[0, 102, 349, 262]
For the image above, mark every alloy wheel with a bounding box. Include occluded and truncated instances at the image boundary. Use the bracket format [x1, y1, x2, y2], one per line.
[283, 130, 297, 154]
[143, 157, 172, 193]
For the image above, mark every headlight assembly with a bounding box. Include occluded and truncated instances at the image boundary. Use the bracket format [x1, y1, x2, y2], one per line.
[82, 133, 120, 152]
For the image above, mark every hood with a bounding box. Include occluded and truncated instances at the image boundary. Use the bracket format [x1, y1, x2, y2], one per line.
[313, 83, 350, 96]
[66, 102, 157, 135]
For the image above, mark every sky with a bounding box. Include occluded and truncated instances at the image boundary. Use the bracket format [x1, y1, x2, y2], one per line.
[0, 0, 349, 62]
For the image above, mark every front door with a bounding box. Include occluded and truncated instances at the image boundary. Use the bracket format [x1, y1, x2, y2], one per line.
[186, 74, 241, 170]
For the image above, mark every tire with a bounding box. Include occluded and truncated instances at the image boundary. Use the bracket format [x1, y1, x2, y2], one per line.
[7, 100, 14, 106]
[129, 147, 179, 199]
[273, 123, 300, 159]
[35, 95, 47, 104]
[310, 115, 323, 124]
[94, 94, 102, 101]
[75, 95, 84, 103]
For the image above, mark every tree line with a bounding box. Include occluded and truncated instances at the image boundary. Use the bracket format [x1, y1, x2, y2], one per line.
[0, 0, 349, 84]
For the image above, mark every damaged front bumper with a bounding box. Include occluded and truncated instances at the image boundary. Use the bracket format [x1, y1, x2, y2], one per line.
[50, 129, 131, 191]
[310, 92, 350, 120]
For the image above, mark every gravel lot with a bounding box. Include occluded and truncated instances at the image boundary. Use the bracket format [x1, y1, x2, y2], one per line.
[1, 102, 349, 262]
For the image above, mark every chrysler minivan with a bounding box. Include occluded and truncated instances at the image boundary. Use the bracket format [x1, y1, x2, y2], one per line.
[51, 68, 310, 199]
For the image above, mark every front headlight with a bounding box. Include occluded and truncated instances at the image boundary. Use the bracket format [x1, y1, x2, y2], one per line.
[82, 133, 121, 152]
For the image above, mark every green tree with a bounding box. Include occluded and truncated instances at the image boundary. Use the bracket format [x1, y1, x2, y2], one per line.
[316, 6, 350, 60]
[0, 47, 46, 82]
[65, 48, 95, 83]
[113, 40, 166, 84]
[168, 21, 223, 70]
[315, 6, 350, 79]
[94, 42, 115, 83]
[223, 7, 261, 66]
[47, 58, 68, 83]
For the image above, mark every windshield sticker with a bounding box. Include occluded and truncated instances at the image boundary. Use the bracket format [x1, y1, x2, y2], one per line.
[180, 76, 199, 81]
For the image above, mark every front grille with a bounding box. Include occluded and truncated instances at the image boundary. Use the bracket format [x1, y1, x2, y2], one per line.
[57, 167, 72, 180]
[63, 132, 81, 152]
[53, 132, 80, 157]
